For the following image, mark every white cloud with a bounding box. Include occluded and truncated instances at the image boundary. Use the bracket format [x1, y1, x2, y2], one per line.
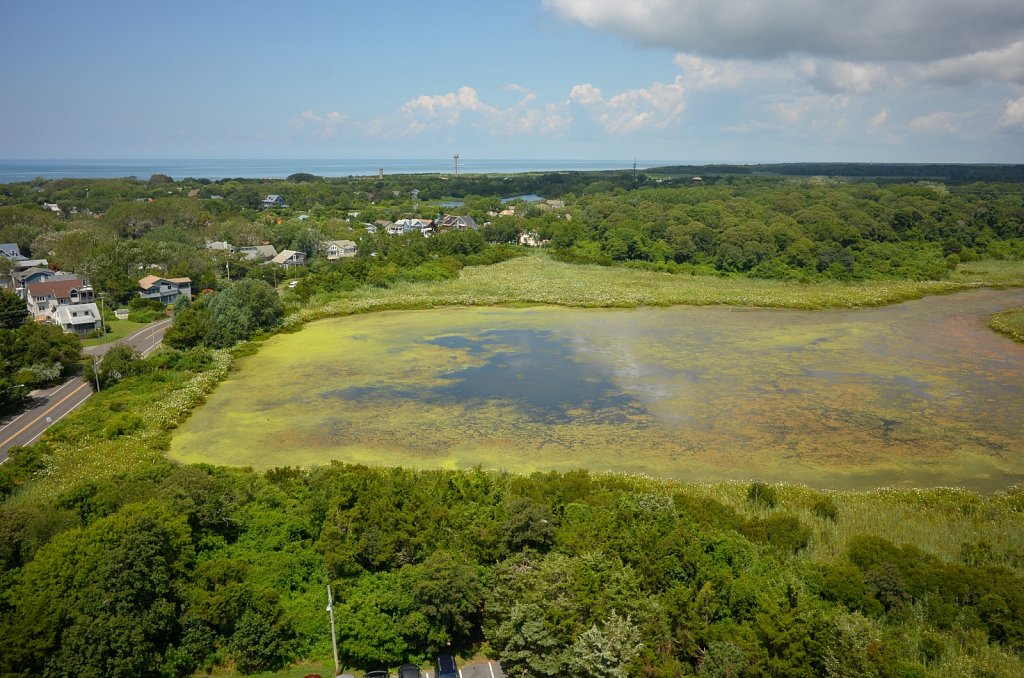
[917, 40, 1024, 86]
[773, 101, 810, 124]
[569, 83, 603, 105]
[909, 111, 966, 134]
[544, 0, 1024, 62]
[868, 109, 889, 134]
[395, 85, 570, 138]
[598, 75, 686, 133]
[800, 60, 890, 95]
[671, 54, 753, 89]
[293, 110, 347, 139]
[401, 86, 492, 124]
[998, 96, 1024, 129]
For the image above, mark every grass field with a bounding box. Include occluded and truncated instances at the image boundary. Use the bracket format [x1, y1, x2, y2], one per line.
[285, 254, 1024, 327]
[79, 318, 150, 347]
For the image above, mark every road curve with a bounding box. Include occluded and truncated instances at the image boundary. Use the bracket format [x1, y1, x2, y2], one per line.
[0, 317, 174, 463]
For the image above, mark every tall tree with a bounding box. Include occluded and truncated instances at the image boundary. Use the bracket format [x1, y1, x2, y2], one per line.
[0, 288, 30, 329]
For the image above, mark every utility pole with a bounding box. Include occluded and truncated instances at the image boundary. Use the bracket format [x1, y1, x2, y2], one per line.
[326, 584, 340, 678]
[91, 354, 101, 392]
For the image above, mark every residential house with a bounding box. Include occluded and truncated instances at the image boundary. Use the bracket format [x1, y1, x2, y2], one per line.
[519, 232, 548, 248]
[52, 303, 102, 335]
[0, 243, 22, 259]
[13, 258, 48, 271]
[239, 244, 278, 262]
[394, 218, 434, 235]
[205, 240, 236, 253]
[324, 240, 358, 260]
[435, 214, 479, 232]
[26, 276, 95, 320]
[138, 275, 193, 305]
[271, 250, 306, 267]
[261, 194, 286, 209]
[42, 202, 62, 214]
[11, 267, 60, 298]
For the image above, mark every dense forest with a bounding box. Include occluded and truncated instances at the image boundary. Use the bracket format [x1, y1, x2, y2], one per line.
[1, 167, 1023, 676]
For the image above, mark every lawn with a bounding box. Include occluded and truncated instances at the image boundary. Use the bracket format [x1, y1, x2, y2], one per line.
[80, 318, 150, 347]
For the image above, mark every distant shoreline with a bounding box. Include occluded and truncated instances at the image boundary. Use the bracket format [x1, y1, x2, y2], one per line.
[0, 158, 656, 183]
[2, 159, 1020, 184]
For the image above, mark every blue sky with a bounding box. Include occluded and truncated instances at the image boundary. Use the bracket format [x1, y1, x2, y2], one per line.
[3, 0, 1024, 163]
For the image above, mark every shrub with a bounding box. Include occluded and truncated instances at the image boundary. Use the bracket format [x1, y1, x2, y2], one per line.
[103, 413, 144, 438]
[746, 481, 778, 509]
[812, 496, 839, 521]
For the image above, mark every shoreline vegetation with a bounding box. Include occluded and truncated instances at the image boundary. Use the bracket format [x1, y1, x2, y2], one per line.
[991, 307, 1024, 343]
[285, 253, 1024, 328]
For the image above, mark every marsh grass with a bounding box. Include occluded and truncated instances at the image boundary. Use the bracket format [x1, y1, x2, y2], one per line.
[285, 254, 1024, 327]
[991, 307, 1024, 343]
[11, 350, 232, 503]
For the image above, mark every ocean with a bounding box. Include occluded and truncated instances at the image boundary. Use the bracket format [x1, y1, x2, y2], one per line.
[0, 158, 665, 183]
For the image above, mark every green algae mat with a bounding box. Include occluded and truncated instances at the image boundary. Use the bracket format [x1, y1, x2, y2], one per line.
[170, 288, 1024, 491]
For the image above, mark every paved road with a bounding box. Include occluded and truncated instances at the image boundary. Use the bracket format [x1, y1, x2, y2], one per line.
[0, 318, 173, 462]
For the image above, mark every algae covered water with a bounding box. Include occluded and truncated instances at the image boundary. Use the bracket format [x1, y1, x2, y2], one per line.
[170, 288, 1024, 490]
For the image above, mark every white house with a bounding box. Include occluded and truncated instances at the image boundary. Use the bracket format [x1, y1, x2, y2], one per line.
[394, 218, 434, 235]
[205, 240, 236, 253]
[324, 240, 358, 260]
[52, 303, 102, 335]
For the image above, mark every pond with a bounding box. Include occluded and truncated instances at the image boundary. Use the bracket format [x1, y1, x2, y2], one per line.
[169, 288, 1024, 490]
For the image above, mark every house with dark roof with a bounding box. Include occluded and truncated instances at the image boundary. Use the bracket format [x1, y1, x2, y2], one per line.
[436, 214, 479, 232]
[239, 244, 279, 262]
[10, 267, 58, 296]
[138, 275, 192, 305]
[261, 194, 287, 210]
[26, 276, 94, 320]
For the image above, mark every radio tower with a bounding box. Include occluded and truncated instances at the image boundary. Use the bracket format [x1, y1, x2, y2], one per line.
[453, 153, 460, 176]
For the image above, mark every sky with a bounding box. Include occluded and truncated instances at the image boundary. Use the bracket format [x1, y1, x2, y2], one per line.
[2, 0, 1024, 163]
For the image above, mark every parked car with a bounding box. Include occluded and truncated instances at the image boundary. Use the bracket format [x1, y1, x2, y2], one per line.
[435, 654, 458, 678]
[365, 670, 389, 678]
[397, 664, 422, 678]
